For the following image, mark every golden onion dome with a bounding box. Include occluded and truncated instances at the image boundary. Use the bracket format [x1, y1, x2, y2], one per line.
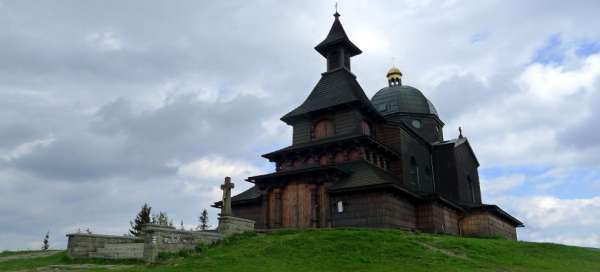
[386, 67, 402, 81]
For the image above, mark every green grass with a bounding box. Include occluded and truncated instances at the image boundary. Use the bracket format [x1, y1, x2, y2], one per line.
[2, 229, 600, 271]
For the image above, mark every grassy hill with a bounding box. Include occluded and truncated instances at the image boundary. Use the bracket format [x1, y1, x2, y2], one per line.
[2, 229, 600, 271]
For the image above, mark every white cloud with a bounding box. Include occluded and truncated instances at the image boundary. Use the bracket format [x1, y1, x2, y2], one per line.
[176, 156, 261, 180]
[2, 136, 55, 161]
[495, 195, 600, 247]
[481, 174, 526, 195]
[260, 115, 290, 138]
[2, 0, 600, 251]
[86, 31, 123, 51]
[518, 54, 600, 103]
[534, 233, 600, 248]
[446, 52, 600, 168]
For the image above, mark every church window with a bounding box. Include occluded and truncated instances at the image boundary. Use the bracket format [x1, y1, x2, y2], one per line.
[361, 121, 372, 136]
[411, 119, 422, 129]
[467, 176, 476, 202]
[336, 201, 344, 213]
[314, 120, 334, 139]
[319, 155, 330, 165]
[335, 152, 346, 163]
[410, 156, 421, 189]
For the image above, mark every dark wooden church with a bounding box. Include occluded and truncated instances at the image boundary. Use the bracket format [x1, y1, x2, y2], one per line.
[216, 12, 523, 239]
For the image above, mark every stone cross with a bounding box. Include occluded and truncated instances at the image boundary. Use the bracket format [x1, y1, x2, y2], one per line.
[220, 177, 234, 216]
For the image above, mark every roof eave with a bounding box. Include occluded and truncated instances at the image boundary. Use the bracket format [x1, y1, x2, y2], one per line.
[315, 39, 362, 58]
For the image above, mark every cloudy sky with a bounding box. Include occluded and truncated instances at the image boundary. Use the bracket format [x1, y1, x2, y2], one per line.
[1, 0, 600, 250]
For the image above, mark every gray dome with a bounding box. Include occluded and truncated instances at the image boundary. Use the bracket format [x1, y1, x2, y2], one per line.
[371, 85, 438, 116]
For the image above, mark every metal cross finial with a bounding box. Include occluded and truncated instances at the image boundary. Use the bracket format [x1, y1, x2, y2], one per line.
[334, 2, 340, 17]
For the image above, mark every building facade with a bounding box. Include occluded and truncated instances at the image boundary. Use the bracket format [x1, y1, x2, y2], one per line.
[215, 12, 523, 239]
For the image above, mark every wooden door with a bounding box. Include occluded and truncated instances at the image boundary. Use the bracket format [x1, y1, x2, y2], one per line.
[281, 182, 314, 228]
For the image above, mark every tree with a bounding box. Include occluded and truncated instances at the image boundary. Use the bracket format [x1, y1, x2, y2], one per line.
[180, 220, 185, 230]
[41, 231, 49, 251]
[129, 203, 152, 237]
[198, 209, 209, 231]
[151, 211, 173, 226]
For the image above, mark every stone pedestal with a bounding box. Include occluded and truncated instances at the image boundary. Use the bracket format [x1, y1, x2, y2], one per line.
[218, 216, 255, 236]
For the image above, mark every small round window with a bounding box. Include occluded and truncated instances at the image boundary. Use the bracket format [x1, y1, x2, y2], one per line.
[411, 120, 422, 129]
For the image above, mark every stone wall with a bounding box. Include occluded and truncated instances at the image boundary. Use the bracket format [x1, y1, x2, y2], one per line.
[460, 211, 517, 240]
[89, 243, 144, 259]
[66, 233, 143, 259]
[217, 216, 255, 236]
[416, 202, 460, 235]
[142, 224, 223, 263]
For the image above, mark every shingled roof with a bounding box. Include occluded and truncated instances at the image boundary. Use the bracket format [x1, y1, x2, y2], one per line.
[330, 161, 399, 190]
[262, 134, 399, 161]
[281, 68, 381, 123]
[314, 12, 362, 57]
[433, 137, 480, 166]
[213, 186, 262, 208]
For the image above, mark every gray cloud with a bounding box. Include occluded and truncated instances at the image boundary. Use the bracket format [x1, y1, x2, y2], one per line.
[557, 79, 600, 150]
[2, 0, 600, 250]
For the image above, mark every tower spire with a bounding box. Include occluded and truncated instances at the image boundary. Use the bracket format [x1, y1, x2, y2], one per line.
[315, 11, 362, 72]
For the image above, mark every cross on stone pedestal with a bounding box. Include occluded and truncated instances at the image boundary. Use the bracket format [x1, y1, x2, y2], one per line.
[220, 177, 234, 216]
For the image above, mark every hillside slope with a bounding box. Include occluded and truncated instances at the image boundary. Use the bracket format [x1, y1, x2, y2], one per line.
[2, 229, 600, 271]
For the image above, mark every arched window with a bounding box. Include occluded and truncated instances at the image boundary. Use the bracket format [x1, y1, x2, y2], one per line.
[314, 120, 334, 139]
[319, 155, 330, 165]
[410, 156, 420, 188]
[361, 121, 371, 136]
[467, 176, 476, 202]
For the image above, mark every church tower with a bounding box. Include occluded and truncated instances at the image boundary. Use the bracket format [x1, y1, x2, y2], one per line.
[246, 12, 398, 229]
[219, 12, 523, 239]
[314, 11, 362, 72]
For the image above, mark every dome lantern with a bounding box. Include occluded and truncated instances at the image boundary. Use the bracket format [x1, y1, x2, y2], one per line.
[387, 67, 402, 86]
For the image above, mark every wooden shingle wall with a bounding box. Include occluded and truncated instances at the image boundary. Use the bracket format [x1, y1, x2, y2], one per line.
[460, 211, 517, 240]
[416, 202, 460, 235]
[330, 191, 416, 229]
